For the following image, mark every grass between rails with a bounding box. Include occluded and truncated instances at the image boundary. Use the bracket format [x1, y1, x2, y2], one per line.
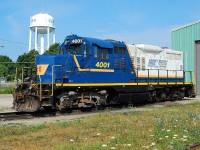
[0, 103, 200, 150]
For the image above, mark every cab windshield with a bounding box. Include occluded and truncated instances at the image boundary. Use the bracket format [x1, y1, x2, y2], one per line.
[67, 44, 82, 55]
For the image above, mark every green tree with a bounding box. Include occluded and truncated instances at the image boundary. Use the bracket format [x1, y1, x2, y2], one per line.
[0, 64, 8, 77]
[0, 55, 15, 81]
[16, 50, 39, 81]
[44, 43, 60, 54]
[17, 50, 39, 63]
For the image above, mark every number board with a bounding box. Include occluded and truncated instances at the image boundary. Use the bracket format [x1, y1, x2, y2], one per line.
[71, 39, 83, 44]
[95, 62, 110, 68]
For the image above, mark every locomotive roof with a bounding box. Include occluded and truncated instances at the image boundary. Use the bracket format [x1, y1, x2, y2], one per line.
[64, 34, 126, 48]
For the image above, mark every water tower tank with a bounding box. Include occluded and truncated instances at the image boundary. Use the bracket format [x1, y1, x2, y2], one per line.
[29, 13, 56, 54]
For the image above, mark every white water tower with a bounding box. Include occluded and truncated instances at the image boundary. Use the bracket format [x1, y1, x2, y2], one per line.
[29, 13, 55, 54]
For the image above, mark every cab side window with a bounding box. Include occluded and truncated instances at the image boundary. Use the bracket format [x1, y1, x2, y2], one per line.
[84, 44, 89, 57]
[114, 46, 126, 54]
[59, 47, 64, 54]
[94, 46, 109, 60]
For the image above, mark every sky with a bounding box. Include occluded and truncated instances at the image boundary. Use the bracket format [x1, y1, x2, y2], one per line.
[0, 0, 200, 61]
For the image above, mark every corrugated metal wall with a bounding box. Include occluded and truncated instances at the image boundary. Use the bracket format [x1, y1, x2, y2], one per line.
[172, 21, 200, 94]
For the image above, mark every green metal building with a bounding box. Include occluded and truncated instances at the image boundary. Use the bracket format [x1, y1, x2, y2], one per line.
[172, 20, 200, 95]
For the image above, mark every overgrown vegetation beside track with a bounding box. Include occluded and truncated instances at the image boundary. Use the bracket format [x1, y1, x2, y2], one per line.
[1, 102, 200, 150]
[0, 86, 14, 94]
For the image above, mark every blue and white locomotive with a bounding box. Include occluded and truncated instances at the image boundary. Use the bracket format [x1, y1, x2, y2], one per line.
[13, 34, 195, 112]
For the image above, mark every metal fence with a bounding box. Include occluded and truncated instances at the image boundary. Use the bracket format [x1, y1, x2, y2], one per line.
[0, 82, 15, 87]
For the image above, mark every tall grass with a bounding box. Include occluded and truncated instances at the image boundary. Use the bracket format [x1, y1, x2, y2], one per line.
[0, 102, 200, 150]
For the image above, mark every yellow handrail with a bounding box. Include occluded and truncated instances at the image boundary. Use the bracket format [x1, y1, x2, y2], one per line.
[39, 75, 42, 101]
[51, 65, 63, 96]
[21, 67, 32, 83]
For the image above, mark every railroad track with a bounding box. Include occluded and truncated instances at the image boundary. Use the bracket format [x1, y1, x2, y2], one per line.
[0, 110, 58, 121]
[0, 107, 111, 122]
[0, 99, 196, 122]
[0, 103, 132, 122]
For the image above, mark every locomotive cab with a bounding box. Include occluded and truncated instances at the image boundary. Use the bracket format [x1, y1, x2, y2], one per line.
[58, 34, 132, 83]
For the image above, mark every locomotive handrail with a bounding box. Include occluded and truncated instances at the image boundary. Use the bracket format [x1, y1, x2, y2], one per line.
[183, 71, 195, 85]
[22, 67, 32, 83]
[38, 74, 42, 101]
[51, 65, 63, 96]
[135, 68, 194, 85]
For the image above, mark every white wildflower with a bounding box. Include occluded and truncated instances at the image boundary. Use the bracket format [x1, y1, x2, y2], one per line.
[127, 144, 131, 147]
[165, 135, 169, 138]
[97, 133, 101, 136]
[167, 129, 171, 132]
[151, 142, 155, 146]
[110, 147, 116, 149]
[183, 135, 187, 138]
[150, 135, 154, 137]
[159, 138, 163, 140]
[70, 139, 74, 142]
[102, 144, 107, 147]
[110, 136, 115, 139]
[174, 134, 178, 137]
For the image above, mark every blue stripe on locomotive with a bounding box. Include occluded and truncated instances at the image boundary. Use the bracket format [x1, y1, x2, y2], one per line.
[36, 34, 183, 84]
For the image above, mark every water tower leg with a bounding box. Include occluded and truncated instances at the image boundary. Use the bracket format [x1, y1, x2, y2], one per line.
[47, 27, 50, 50]
[29, 30, 32, 51]
[53, 30, 56, 43]
[35, 27, 38, 50]
[41, 35, 44, 54]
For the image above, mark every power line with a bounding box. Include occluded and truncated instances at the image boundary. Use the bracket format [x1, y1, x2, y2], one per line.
[0, 62, 35, 64]
[0, 38, 28, 46]
[0, 38, 57, 48]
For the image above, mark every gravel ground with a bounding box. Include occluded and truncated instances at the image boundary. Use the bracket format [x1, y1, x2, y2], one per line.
[0, 95, 13, 107]
[0, 95, 200, 125]
[0, 95, 13, 112]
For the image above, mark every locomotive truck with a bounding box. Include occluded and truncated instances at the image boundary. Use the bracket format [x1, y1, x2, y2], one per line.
[13, 34, 195, 112]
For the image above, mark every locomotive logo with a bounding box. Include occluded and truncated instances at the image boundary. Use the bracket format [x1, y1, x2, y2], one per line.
[148, 59, 168, 69]
[37, 64, 49, 75]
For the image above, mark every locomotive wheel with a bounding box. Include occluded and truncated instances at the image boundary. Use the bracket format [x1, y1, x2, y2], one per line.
[13, 96, 40, 112]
